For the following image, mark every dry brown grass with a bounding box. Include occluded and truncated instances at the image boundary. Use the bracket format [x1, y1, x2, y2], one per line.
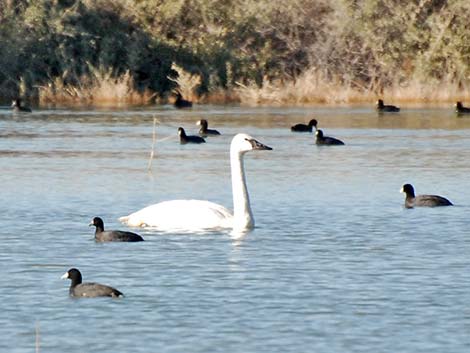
[233, 69, 470, 106]
[37, 64, 470, 107]
[386, 80, 470, 106]
[234, 69, 373, 106]
[167, 63, 201, 103]
[200, 88, 241, 105]
[38, 66, 155, 107]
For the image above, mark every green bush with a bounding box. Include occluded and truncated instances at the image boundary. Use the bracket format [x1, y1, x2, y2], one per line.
[1, 0, 470, 104]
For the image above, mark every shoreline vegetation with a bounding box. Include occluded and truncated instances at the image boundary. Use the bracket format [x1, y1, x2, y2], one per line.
[1, 0, 470, 107]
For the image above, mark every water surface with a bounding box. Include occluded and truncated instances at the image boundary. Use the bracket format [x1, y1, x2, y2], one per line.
[0, 106, 469, 352]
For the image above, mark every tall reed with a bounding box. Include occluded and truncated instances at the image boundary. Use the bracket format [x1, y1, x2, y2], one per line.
[167, 63, 201, 103]
[38, 66, 155, 107]
[234, 69, 470, 106]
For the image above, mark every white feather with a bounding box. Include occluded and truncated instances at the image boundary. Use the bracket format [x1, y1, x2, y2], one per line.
[120, 133, 271, 231]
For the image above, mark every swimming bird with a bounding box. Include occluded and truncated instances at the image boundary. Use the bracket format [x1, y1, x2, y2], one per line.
[174, 92, 192, 108]
[11, 98, 32, 113]
[376, 99, 400, 112]
[197, 119, 221, 136]
[90, 217, 144, 242]
[455, 102, 470, 114]
[315, 129, 344, 145]
[61, 268, 123, 298]
[400, 184, 453, 208]
[119, 133, 272, 231]
[291, 119, 317, 132]
[178, 127, 206, 144]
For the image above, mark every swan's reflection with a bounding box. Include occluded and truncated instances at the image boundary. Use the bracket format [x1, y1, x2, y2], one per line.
[230, 227, 251, 245]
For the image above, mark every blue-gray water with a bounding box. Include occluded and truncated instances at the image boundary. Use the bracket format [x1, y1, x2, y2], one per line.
[0, 106, 469, 352]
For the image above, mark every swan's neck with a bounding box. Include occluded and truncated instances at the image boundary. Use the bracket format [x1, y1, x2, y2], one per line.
[231, 150, 254, 230]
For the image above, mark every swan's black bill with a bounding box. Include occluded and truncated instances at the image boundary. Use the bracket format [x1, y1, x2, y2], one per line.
[247, 138, 272, 150]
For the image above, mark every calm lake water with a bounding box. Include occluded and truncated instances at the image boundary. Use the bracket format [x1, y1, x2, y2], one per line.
[0, 105, 469, 352]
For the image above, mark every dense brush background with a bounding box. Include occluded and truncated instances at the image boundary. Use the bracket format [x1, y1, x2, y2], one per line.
[1, 0, 469, 105]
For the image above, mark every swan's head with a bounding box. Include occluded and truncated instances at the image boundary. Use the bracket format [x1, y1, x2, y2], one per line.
[231, 133, 272, 154]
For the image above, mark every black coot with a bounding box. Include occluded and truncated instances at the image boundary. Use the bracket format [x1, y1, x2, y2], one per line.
[174, 92, 192, 108]
[291, 119, 317, 132]
[178, 127, 206, 144]
[315, 129, 344, 145]
[376, 99, 400, 112]
[197, 119, 221, 136]
[90, 217, 144, 242]
[400, 184, 453, 208]
[455, 102, 470, 114]
[11, 98, 32, 113]
[61, 268, 123, 298]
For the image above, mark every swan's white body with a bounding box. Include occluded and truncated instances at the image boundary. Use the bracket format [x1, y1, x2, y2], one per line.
[121, 200, 233, 229]
[120, 133, 271, 231]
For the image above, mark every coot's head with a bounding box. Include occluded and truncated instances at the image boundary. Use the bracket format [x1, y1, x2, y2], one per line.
[315, 130, 324, 138]
[456, 102, 463, 109]
[376, 99, 384, 108]
[11, 98, 21, 108]
[197, 119, 208, 128]
[400, 184, 415, 197]
[89, 217, 104, 230]
[308, 119, 318, 128]
[61, 268, 82, 284]
[178, 127, 186, 136]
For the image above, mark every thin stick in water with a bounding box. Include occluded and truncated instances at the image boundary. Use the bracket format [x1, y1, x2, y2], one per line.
[147, 117, 158, 171]
[35, 321, 40, 353]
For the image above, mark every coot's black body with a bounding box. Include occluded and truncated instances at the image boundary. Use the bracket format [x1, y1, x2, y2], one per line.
[455, 102, 470, 114]
[178, 127, 206, 144]
[401, 184, 453, 208]
[291, 119, 317, 132]
[376, 99, 400, 112]
[11, 98, 32, 113]
[61, 268, 123, 298]
[197, 119, 220, 136]
[315, 130, 344, 145]
[90, 217, 144, 242]
[174, 92, 192, 109]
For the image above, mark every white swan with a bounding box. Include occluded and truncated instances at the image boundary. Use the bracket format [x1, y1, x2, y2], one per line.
[119, 133, 272, 231]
